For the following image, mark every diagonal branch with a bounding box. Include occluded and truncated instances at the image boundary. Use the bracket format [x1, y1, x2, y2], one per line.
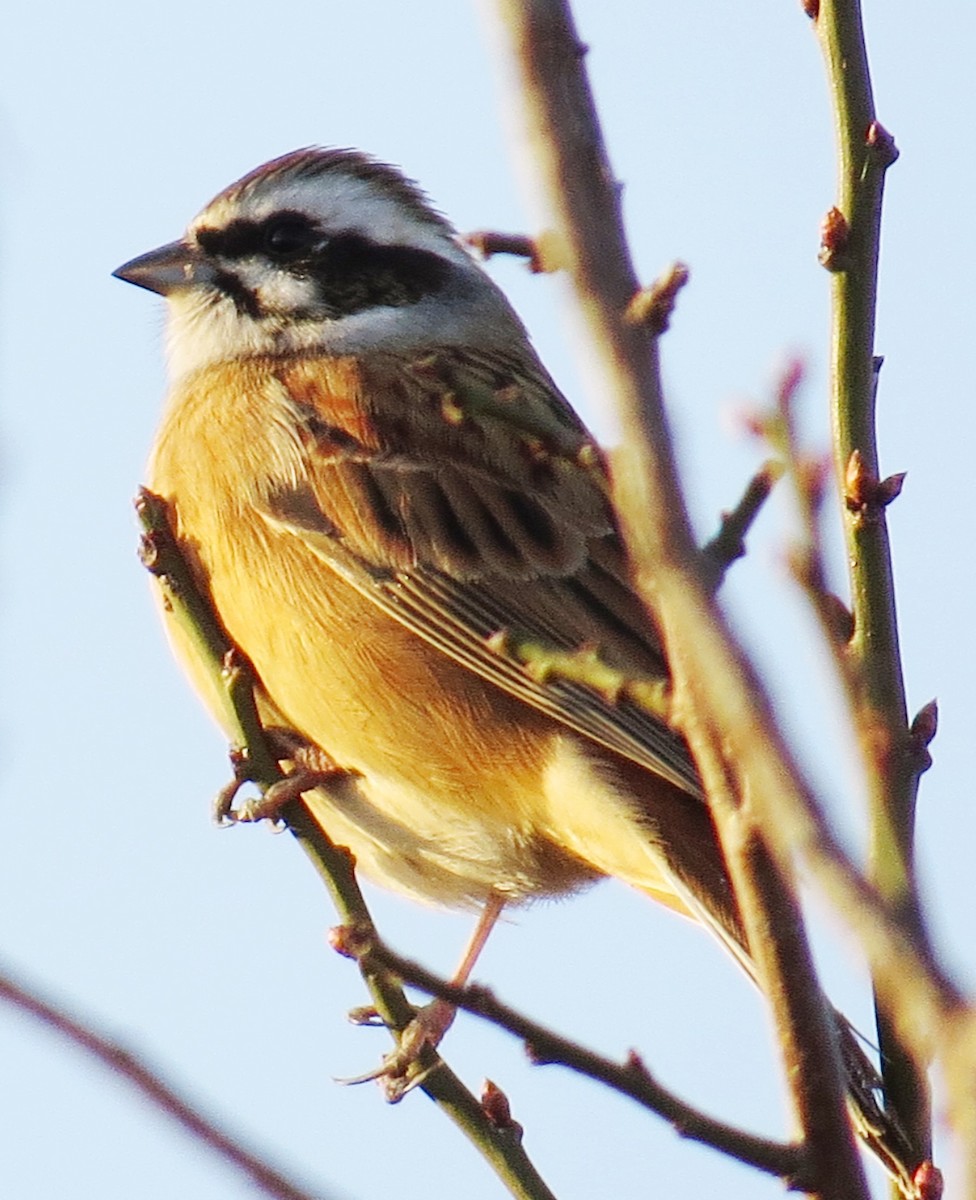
[349, 931, 810, 1188]
[0, 961, 330, 1200]
[136, 489, 558, 1200]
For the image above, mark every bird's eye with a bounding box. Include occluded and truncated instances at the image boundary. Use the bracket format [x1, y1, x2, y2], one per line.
[262, 216, 316, 260]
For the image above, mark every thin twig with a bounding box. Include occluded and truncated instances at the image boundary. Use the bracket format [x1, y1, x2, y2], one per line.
[0, 962, 329, 1200]
[808, 1, 932, 1167]
[463, 230, 546, 272]
[349, 932, 809, 1188]
[700, 458, 784, 590]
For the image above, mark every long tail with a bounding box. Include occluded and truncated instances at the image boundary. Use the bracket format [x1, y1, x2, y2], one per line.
[836, 1017, 921, 1197]
[586, 753, 925, 1194]
[636, 856, 922, 1195]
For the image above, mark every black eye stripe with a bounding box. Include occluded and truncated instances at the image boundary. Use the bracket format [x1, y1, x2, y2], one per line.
[198, 215, 452, 320]
[305, 235, 450, 316]
[196, 212, 318, 260]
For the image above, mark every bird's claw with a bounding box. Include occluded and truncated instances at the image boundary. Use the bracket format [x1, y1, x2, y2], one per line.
[347, 1005, 387, 1027]
[214, 765, 355, 825]
[337, 999, 456, 1102]
[213, 774, 247, 825]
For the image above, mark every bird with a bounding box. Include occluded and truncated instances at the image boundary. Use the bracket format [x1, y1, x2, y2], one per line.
[114, 146, 919, 1190]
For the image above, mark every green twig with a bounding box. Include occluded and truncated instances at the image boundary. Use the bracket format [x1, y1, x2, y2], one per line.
[135, 489, 558, 1200]
[488, 629, 671, 718]
[808, 1, 933, 1167]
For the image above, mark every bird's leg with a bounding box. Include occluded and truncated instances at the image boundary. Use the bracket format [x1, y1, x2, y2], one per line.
[345, 892, 506, 1101]
[400, 890, 506, 1056]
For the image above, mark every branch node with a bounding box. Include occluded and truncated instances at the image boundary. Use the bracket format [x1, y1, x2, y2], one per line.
[878, 472, 907, 506]
[481, 1079, 524, 1139]
[801, 0, 820, 18]
[844, 450, 905, 517]
[624, 262, 690, 332]
[623, 1048, 649, 1078]
[818, 206, 851, 271]
[908, 701, 938, 775]
[913, 1161, 944, 1200]
[523, 1039, 551, 1066]
[866, 119, 900, 168]
[329, 922, 373, 960]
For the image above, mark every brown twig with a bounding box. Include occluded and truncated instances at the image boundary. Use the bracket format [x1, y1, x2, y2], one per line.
[700, 458, 784, 590]
[346, 930, 810, 1188]
[0, 961, 329, 1200]
[489, 2, 945, 1194]
[463, 230, 548, 272]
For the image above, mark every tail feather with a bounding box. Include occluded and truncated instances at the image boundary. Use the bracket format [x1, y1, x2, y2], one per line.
[627, 869, 923, 1196]
[838, 1018, 921, 1197]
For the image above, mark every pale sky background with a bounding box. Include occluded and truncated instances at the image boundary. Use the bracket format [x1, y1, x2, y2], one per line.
[1, 3, 974, 1198]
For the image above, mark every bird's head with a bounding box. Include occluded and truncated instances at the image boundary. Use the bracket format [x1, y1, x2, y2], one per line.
[114, 147, 525, 379]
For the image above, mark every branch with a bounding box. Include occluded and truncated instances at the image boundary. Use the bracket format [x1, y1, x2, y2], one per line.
[489, 5, 872, 1197]
[487, 629, 671, 718]
[346, 931, 809, 1188]
[700, 458, 784, 590]
[808, 0, 932, 1166]
[463, 230, 546, 272]
[487, 2, 955, 1195]
[0, 961, 329, 1200]
[135, 490, 558, 1200]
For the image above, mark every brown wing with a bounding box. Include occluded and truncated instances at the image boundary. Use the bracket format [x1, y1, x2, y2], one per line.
[257, 348, 700, 795]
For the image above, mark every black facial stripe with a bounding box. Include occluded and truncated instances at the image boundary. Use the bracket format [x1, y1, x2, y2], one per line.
[305, 234, 450, 318]
[197, 213, 451, 320]
[211, 268, 264, 318]
[196, 212, 319, 260]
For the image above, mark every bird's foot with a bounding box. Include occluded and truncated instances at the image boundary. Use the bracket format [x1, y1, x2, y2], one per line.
[214, 746, 356, 825]
[339, 998, 456, 1102]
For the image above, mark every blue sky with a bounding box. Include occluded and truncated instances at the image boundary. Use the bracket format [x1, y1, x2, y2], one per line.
[1, 3, 973, 1198]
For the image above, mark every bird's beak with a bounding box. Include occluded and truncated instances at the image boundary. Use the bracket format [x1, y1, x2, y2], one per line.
[113, 240, 211, 296]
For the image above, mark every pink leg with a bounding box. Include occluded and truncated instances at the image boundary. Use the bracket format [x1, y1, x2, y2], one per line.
[345, 892, 507, 1100]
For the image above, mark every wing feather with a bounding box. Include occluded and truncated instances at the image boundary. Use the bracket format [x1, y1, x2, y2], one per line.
[259, 349, 701, 797]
